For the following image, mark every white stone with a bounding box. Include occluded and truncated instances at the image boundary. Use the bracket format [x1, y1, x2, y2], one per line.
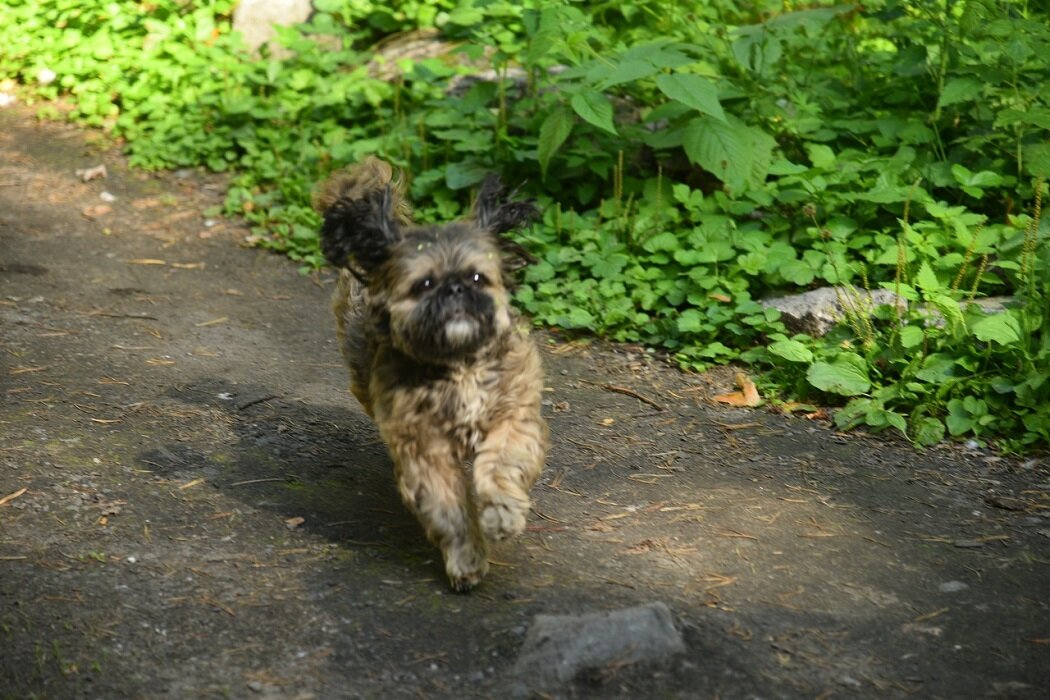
[233, 0, 314, 56]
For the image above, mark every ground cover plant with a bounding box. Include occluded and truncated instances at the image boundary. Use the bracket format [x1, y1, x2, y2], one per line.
[1, 0, 1047, 452]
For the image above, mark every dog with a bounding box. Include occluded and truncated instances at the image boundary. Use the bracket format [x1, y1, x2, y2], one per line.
[314, 157, 547, 591]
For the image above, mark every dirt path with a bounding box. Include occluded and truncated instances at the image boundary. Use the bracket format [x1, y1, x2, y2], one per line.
[1, 106, 1048, 699]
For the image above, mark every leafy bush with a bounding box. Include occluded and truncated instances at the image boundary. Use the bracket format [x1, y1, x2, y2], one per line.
[1, 0, 1047, 451]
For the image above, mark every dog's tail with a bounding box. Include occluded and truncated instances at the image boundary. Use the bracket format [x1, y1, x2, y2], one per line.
[312, 156, 413, 271]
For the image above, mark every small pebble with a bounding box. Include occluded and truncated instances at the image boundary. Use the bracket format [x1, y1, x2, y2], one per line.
[938, 580, 969, 593]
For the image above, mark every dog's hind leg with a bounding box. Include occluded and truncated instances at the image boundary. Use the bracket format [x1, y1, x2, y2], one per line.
[389, 440, 489, 592]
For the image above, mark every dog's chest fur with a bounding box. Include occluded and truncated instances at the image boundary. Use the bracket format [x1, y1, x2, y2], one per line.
[440, 363, 499, 454]
[373, 353, 505, 460]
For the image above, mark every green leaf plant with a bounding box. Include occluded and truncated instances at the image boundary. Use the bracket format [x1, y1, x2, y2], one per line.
[2, 0, 1047, 451]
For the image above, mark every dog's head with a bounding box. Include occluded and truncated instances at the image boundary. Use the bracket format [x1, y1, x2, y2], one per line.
[318, 162, 538, 364]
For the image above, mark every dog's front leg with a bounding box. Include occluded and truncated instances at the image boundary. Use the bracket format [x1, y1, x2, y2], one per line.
[473, 410, 547, 542]
[389, 437, 489, 592]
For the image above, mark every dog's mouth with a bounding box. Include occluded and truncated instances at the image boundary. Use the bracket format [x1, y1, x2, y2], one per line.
[444, 315, 479, 345]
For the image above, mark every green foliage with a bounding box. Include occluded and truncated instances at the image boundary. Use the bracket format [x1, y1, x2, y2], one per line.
[759, 183, 1049, 452]
[1, 0, 1047, 451]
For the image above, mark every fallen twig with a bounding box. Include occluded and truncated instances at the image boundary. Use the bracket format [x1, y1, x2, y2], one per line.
[912, 607, 949, 623]
[89, 312, 159, 321]
[0, 487, 28, 506]
[599, 383, 666, 411]
[714, 528, 758, 541]
[237, 395, 280, 411]
[229, 478, 286, 487]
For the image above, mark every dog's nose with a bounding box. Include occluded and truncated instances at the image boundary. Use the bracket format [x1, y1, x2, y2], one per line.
[445, 281, 465, 295]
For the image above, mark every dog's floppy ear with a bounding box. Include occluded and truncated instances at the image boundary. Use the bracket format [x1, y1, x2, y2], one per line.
[473, 174, 539, 236]
[315, 157, 411, 277]
[320, 185, 401, 274]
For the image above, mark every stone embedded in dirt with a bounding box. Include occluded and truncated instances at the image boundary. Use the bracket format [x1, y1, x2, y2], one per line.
[512, 602, 685, 690]
[938, 580, 970, 593]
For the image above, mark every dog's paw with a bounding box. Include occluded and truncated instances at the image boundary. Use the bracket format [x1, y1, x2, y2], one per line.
[444, 540, 489, 593]
[478, 497, 528, 542]
[449, 570, 483, 593]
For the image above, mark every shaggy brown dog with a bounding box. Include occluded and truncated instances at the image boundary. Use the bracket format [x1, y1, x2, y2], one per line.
[314, 158, 547, 591]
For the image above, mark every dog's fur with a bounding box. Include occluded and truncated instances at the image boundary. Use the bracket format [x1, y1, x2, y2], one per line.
[314, 157, 547, 591]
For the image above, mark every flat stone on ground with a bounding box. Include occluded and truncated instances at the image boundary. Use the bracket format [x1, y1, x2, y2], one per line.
[512, 602, 685, 690]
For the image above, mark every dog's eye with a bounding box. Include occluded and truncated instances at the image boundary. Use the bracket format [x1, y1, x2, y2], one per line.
[471, 272, 489, 286]
[411, 277, 433, 296]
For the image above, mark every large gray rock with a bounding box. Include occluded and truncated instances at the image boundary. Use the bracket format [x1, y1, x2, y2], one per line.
[233, 0, 314, 56]
[761, 286, 1013, 337]
[512, 602, 685, 690]
[761, 286, 904, 337]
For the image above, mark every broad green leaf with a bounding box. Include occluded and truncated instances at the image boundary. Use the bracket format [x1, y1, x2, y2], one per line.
[835, 397, 873, 430]
[865, 407, 908, 437]
[590, 253, 628, 279]
[951, 163, 1003, 189]
[570, 88, 617, 135]
[899, 325, 925, 348]
[912, 416, 946, 446]
[996, 107, 1050, 131]
[598, 59, 659, 89]
[805, 143, 835, 169]
[879, 280, 920, 301]
[971, 312, 1022, 345]
[929, 293, 965, 331]
[767, 159, 809, 175]
[807, 353, 870, 396]
[946, 398, 975, 436]
[731, 30, 782, 75]
[526, 29, 557, 65]
[779, 259, 815, 285]
[914, 261, 941, 294]
[537, 106, 573, 178]
[1023, 143, 1050, 178]
[444, 161, 487, 189]
[676, 309, 705, 334]
[681, 236, 734, 263]
[524, 260, 555, 283]
[1005, 37, 1033, 63]
[563, 308, 595, 329]
[698, 341, 734, 359]
[447, 7, 485, 25]
[655, 73, 726, 123]
[937, 77, 981, 109]
[642, 231, 679, 253]
[747, 127, 776, 189]
[682, 115, 752, 191]
[766, 6, 855, 31]
[768, 339, 813, 363]
[916, 353, 957, 382]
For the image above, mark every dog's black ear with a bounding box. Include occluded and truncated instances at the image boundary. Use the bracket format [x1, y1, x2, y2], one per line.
[473, 174, 540, 236]
[320, 185, 401, 275]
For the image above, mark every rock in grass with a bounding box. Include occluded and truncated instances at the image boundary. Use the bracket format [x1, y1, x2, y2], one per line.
[761, 286, 1011, 337]
[761, 287, 905, 337]
[512, 602, 685, 690]
[233, 0, 313, 56]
